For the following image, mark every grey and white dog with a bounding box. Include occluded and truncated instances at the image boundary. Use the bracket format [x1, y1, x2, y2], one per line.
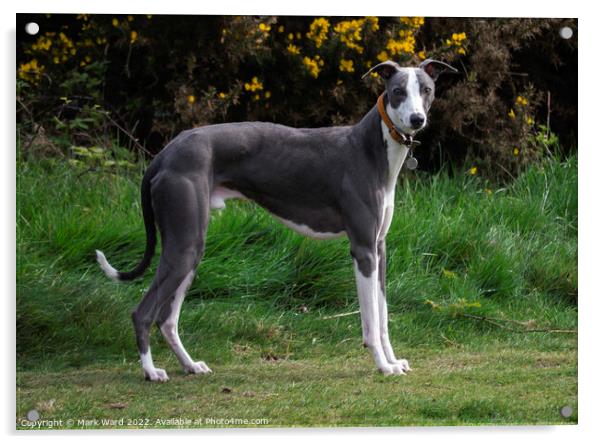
[96, 59, 457, 382]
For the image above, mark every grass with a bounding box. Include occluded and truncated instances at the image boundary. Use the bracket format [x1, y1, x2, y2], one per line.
[17, 348, 576, 428]
[16, 152, 578, 428]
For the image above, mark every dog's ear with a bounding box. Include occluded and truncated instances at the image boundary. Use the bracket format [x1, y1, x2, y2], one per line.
[419, 59, 458, 81]
[362, 60, 400, 80]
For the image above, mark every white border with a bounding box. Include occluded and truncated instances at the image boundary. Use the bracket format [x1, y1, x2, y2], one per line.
[3, 1, 598, 443]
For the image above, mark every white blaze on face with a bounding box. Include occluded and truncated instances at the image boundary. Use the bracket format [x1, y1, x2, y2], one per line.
[394, 68, 426, 132]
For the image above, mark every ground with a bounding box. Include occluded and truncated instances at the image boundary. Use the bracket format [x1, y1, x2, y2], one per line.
[17, 342, 577, 429]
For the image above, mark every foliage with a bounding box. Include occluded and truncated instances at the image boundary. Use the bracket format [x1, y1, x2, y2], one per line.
[422, 18, 577, 179]
[17, 15, 577, 179]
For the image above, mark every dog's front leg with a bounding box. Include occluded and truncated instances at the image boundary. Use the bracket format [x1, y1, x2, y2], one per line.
[352, 244, 405, 375]
[377, 239, 411, 373]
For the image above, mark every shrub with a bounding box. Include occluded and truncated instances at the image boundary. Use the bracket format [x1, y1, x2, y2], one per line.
[17, 14, 576, 179]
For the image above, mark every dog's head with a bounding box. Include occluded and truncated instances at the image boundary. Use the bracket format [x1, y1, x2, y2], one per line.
[363, 59, 457, 136]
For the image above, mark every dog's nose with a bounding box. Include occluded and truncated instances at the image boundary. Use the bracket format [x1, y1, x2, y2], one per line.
[410, 113, 425, 129]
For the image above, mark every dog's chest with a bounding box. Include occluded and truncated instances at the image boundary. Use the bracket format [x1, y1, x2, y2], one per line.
[378, 122, 410, 240]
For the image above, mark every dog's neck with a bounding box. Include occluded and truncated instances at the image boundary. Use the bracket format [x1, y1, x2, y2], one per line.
[352, 103, 411, 191]
[381, 120, 410, 191]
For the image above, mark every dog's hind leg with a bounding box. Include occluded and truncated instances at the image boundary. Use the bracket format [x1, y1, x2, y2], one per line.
[131, 279, 170, 382]
[156, 268, 212, 375]
[131, 173, 210, 382]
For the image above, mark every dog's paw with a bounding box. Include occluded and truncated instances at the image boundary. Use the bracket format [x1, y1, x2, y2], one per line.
[378, 363, 405, 376]
[394, 359, 412, 372]
[144, 367, 169, 382]
[185, 361, 212, 375]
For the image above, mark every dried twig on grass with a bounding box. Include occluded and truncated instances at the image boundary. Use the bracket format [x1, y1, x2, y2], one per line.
[460, 313, 577, 334]
[103, 111, 152, 157]
[321, 310, 360, 320]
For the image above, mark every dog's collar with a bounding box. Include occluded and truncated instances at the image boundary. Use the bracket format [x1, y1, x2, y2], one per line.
[377, 93, 420, 147]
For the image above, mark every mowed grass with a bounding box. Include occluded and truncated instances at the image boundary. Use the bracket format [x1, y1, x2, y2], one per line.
[17, 348, 576, 428]
[16, 152, 577, 428]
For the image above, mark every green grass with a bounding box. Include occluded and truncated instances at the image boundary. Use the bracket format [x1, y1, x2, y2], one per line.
[17, 348, 576, 428]
[16, 153, 577, 428]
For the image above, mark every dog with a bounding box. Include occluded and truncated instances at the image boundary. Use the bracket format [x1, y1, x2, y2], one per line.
[96, 59, 457, 381]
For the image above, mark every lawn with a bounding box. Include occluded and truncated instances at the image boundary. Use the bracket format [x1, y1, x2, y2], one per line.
[16, 152, 578, 428]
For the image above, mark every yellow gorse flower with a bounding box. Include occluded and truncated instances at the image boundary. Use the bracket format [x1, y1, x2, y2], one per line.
[513, 147, 520, 156]
[244, 76, 264, 92]
[187, 95, 196, 104]
[446, 31, 468, 54]
[376, 50, 389, 62]
[258, 23, 271, 34]
[377, 22, 422, 59]
[24, 30, 81, 69]
[451, 32, 467, 42]
[365, 16, 379, 32]
[469, 166, 478, 175]
[302, 55, 323, 78]
[400, 17, 425, 28]
[18, 59, 45, 83]
[130, 31, 138, 43]
[508, 109, 516, 119]
[339, 58, 354, 73]
[31, 35, 52, 51]
[58, 32, 74, 49]
[112, 18, 119, 27]
[516, 96, 528, 106]
[286, 44, 300, 55]
[386, 30, 416, 56]
[306, 17, 330, 48]
[333, 19, 365, 54]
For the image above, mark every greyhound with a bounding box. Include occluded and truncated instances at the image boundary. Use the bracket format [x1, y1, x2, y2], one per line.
[96, 59, 457, 381]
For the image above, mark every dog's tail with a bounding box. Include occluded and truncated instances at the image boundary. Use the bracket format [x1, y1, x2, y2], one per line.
[95, 170, 157, 282]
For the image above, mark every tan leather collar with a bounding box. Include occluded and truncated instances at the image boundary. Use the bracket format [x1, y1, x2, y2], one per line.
[377, 93, 415, 147]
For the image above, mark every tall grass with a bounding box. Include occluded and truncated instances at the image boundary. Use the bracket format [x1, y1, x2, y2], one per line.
[16, 154, 577, 370]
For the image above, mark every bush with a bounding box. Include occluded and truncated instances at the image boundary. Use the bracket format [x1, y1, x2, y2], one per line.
[17, 14, 576, 179]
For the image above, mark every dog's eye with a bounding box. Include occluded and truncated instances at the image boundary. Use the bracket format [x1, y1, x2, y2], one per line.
[423, 87, 432, 94]
[393, 88, 405, 97]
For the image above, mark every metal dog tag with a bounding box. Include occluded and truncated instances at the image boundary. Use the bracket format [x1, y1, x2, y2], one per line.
[405, 155, 418, 170]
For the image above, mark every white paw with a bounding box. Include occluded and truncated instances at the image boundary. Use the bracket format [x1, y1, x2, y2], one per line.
[145, 367, 169, 382]
[378, 362, 408, 376]
[390, 363, 408, 375]
[394, 359, 412, 372]
[185, 361, 212, 375]
[377, 364, 403, 375]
